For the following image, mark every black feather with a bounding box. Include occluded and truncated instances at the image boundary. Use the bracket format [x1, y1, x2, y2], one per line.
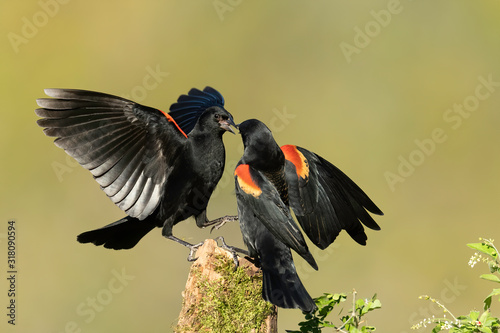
[168, 86, 225, 135]
[37, 87, 235, 251]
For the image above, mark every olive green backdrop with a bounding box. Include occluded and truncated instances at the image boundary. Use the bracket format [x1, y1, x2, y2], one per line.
[2, 1, 500, 332]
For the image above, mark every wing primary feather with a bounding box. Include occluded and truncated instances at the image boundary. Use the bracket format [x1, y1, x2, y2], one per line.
[285, 146, 382, 248]
[83, 130, 145, 175]
[36, 88, 189, 221]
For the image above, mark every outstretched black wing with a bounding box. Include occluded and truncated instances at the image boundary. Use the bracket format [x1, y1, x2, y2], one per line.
[36, 89, 188, 220]
[282, 145, 382, 249]
[234, 163, 317, 270]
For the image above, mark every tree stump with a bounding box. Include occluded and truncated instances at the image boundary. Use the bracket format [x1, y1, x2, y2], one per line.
[174, 239, 277, 333]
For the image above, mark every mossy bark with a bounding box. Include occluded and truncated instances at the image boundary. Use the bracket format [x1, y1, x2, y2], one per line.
[174, 239, 277, 333]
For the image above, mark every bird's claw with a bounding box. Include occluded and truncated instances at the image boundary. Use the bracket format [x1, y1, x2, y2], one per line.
[208, 215, 239, 233]
[186, 241, 204, 262]
[210, 220, 227, 233]
[214, 236, 240, 270]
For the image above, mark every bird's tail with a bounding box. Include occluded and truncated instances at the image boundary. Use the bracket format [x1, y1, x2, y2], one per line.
[261, 251, 316, 313]
[77, 216, 157, 250]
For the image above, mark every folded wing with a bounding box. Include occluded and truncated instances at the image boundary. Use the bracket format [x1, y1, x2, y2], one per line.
[234, 163, 317, 270]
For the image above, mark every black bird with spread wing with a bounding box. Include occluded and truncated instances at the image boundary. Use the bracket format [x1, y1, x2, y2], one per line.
[234, 119, 382, 312]
[36, 87, 237, 259]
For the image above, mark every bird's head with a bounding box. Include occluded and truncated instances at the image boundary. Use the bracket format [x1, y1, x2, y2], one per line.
[188, 106, 236, 136]
[238, 119, 273, 147]
[200, 106, 237, 135]
[237, 119, 284, 170]
[168, 86, 237, 136]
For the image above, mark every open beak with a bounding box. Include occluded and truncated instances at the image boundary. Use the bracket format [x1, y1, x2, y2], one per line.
[219, 117, 237, 134]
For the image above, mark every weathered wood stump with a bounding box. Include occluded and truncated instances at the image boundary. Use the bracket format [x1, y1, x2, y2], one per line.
[174, 239, 277, 333]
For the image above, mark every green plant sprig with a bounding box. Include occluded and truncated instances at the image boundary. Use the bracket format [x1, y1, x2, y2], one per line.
[287, 290, 381, 332]
[411, 237, 500, 332]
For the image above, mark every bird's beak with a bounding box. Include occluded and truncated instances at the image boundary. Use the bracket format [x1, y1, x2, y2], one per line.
[219, 117, 237, 134]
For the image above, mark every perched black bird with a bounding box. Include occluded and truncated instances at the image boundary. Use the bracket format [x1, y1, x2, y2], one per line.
[234, 119, 382, 312]
[36, 87, 237, 259]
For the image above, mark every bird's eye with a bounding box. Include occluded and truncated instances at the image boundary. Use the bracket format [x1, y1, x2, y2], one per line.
[214, 114, 220, 120]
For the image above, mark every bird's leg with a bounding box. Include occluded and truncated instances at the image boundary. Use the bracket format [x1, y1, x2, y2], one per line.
[166, 235, 204, 262]
[214, 236, 250, 270]
[195, 212, 239, 232]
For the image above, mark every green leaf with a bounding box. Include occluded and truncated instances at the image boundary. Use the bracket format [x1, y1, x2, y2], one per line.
[479, 310, 491, 324]
[469, 310, 480, 321]
[431, 326, 441, 333]
[484, 288, 500, 310]
[485, 297, 493, 311]
[468, 242, 498, 258]
[370, 299, 382, 310]
[480, 274, 500, 283]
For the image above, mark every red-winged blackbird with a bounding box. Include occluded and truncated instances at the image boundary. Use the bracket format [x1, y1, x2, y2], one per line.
[36, 87, 237, 259]
[234, 119, 382, 312]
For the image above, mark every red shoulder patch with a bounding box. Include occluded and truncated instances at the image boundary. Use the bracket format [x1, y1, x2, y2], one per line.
[281, 145, 309, 179]
[234, 164, 262, 197]
[159, 110, 188, 138]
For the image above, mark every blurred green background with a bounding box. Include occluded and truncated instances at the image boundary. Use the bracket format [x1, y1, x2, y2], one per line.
[2, 1, 500, 332]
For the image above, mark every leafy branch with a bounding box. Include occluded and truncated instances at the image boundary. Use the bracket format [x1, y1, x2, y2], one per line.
[287, 290, 381, 332]
[411, 238, 500, 332]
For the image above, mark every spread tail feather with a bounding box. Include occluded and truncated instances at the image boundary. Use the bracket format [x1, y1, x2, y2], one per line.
[77, 216, 157, 250]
